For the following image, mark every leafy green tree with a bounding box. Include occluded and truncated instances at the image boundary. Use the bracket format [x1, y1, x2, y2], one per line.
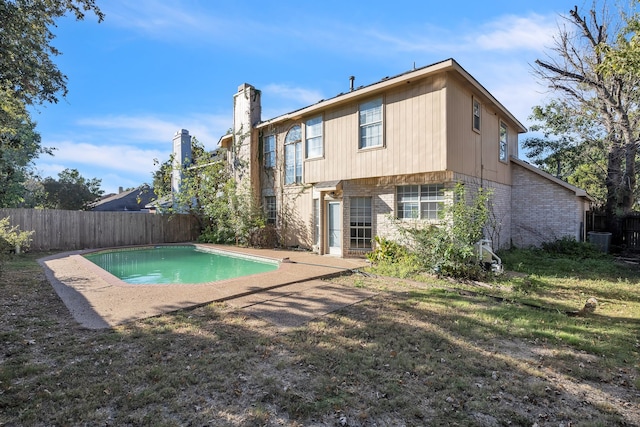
[41, 168, 103, 210]
[0, 0, 103, 206]
[523, 101, 608, 207]
[0, 89, 51, 207]
[154, 137, 268, 245]
[0, 0, 104, 106]
[532, 3, 640, 239]
[16, 174, 47, 208]
[599, 1, 640, 76]
[151, 158, 172, 196]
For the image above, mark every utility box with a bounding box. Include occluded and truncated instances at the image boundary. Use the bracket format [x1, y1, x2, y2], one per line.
[588, 231, 612, 253]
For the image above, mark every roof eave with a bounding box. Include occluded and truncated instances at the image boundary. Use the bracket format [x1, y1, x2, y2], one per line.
[510, 157, 594, 201]
[255, 58, 527, 133]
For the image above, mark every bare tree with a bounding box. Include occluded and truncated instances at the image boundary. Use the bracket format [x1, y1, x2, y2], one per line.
[533, 2, 640, 240]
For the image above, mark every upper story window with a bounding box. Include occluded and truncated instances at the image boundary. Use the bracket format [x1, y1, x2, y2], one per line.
[285, 125, 302, 185]
[359, 97, 383, 149]
[305, 116, 323, 159]
[397, 184, 445, 220]
[473, 98, 481, 133]
[264, 134, 276, 168]
[499, 121, 508, 162]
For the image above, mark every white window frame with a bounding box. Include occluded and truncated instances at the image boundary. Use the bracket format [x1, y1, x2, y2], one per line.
[473, 97, 481, 133]
[359, 97, 383, 149]
[350, 197, 372, 249]
[305, 116, 323, 159]
[499, 121, 508, 162]
[397, 184, 445, 220]
[284, 125, 302, 185]
[264, 134, 276, 168]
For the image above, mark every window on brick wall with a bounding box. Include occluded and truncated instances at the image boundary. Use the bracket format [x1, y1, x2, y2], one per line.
[265, 196, 276, 224]
[397, 184, 444, 220]
[350, 197, 372, 249]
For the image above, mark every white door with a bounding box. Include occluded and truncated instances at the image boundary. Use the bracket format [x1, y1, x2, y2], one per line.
[327, 201, 341, 255]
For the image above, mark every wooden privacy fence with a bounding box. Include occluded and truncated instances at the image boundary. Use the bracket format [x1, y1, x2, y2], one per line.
[623, 214, 640, 250]
[586, 211, 640, 251]
[0, 209, 200, 251]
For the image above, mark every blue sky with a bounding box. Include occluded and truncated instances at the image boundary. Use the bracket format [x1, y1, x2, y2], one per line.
[30, 0, 588, 195]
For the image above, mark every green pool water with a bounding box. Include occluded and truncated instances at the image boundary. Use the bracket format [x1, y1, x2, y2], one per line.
[84, 246, 278, 285]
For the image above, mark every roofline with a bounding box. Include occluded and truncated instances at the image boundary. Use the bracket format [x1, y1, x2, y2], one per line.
[510, 157, 594, 201]
[255, 58, 527, 133]
[218, 133, 232, 146]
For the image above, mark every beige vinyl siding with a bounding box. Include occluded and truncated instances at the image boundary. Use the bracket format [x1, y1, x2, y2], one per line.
[445, 78, 481, 179]
[279, 186, 314, 248]
[445, 74, 514, 186]
[304, 75, 447, 184]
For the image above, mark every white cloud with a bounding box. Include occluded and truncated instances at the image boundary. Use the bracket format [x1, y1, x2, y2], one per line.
[44, 141, 164, 174]
[35, 112, 234, 193]
[76, 113, 231, 148]
[77, 116, 179, 142]
[263, 84, 325, 106]
[105, 1, 220, 37]
[102, 0, 274, 47]
[319, 13, 558, 57]
[474, 14, 557, 52]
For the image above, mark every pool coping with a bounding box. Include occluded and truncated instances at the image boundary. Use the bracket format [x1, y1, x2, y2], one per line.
[38, 243, 368, 329]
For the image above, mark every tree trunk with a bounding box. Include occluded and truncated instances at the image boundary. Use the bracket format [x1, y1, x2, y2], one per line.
[623, 142, 637, 211]
[605, 145, 623, 244]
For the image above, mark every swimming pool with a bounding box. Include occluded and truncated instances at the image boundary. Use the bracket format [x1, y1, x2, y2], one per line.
[84, 245, 279, 285]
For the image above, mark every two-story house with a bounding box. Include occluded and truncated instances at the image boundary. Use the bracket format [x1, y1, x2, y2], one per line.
[218, 58, 592, 257]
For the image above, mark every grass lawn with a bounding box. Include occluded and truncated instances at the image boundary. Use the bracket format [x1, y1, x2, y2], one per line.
[0, 250, 638, 426]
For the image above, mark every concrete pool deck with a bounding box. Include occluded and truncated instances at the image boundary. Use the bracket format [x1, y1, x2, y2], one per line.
[38, 244, 371, 330]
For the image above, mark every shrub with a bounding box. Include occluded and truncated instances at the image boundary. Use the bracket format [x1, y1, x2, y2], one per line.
[367, 236, 422, 278]
[248, 224, 279, 248]
[399, 183, 493, 280]
[541, 236, 606, 259]
[367, 236, 408, 264]
[197, 224, 236, 245]
[0, 216, 34, 254]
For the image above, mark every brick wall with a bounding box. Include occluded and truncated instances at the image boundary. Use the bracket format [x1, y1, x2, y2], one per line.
[454, 174, 512, 250]
[511, 163, 584, 247]
[342, 181, 396, 257]
[342, 175, 513, 256]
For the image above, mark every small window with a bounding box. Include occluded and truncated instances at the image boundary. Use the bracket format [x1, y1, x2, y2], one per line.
[473, 98, 481, 132]
[350, 197, 372, 249]
[265, 196, 276, 224]
[264, 134, 275, 168]
[499, 122, 508, 162]
[397, 184, 444, 220]
[285, 125, 302, 184]
[305, 116, 323, 159]
[359, 97, 383, 149]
